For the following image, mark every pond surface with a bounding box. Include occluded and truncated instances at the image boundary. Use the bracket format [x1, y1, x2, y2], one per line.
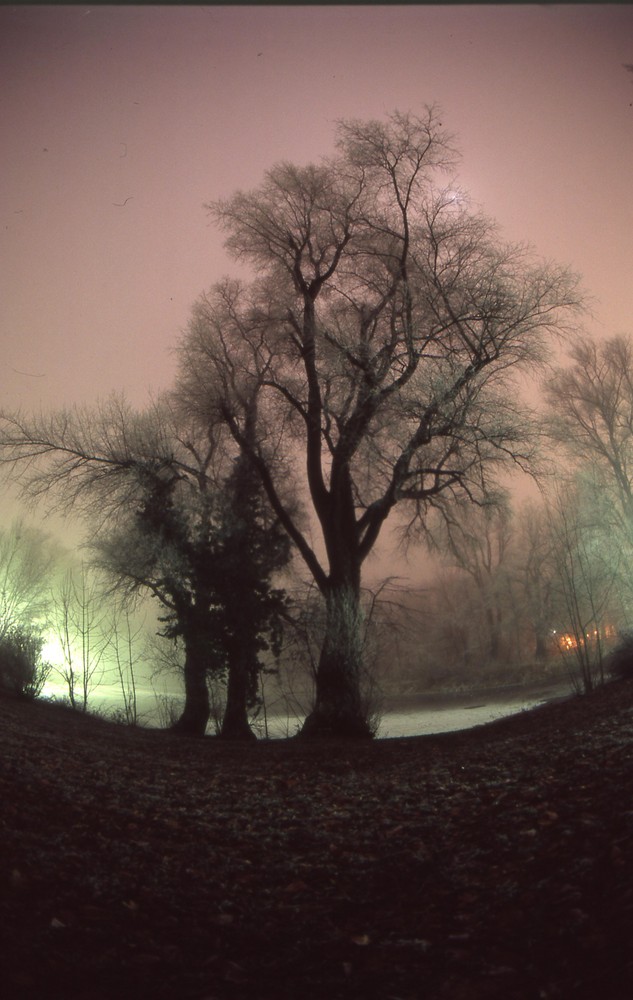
[45, 681, 571, 739]
[376, 691, 563, 739]
[258, 682, 571, 740]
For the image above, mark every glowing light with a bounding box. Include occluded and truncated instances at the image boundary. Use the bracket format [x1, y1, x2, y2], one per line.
[41, 634, 68, 669]
[558, 634, 576, 650]
[443, 187, 467, 208]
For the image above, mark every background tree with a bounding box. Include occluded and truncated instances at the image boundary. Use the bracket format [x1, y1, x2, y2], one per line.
[546, 476, 625, 693]
[0, 518, 58, 640]
[213, 407, 291, 739]
[512, 500, 558, 663]
[425, 500, 514, 662]
[545, 333, 633, 661]
[107, 607, 145, 726]
[97, 401, 290, 739]
[51, 563, 109, 711]
[0, 518, 58, 699]
[177, 108, 581, 737]
[546, 334, 633, 544]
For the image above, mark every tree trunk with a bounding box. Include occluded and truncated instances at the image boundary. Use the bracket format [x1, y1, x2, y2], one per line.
[486, 606, 501, 661]
[220, 651, 257, 741]
[534, 630, 549, 662]
[300, 583, 373, 739]
[170, 635, 210, 737]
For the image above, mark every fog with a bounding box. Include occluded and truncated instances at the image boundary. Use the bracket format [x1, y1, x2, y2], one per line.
[1, 6, 632, 733]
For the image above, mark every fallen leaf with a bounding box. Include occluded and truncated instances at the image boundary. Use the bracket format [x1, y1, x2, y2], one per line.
[224, 962, 248, 984]
[351, 933, 371, 946]
[10, 868, 24, 887]
[384, 824, 404, 838]
[283, 880, 308, 893]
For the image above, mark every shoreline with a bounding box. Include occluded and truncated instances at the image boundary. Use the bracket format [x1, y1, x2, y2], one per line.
[381, 677, 573, 714]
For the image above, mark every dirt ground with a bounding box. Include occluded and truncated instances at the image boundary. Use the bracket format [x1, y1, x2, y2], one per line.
[2, 680, 633, 999]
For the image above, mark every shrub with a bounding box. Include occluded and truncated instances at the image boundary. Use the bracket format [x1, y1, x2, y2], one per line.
[0, 626, 52, 699]
[605, 630, 633, 681]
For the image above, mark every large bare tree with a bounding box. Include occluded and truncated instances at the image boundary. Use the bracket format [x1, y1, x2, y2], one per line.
[177, 108, 582, 737]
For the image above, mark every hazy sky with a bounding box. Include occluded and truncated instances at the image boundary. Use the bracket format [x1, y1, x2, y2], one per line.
[2, 2, 632, 418]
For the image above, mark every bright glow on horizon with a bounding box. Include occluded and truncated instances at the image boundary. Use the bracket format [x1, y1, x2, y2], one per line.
[41, 633, 67, 670]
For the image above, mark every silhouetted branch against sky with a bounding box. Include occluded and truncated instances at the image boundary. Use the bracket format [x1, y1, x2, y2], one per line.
[0, 3, 631, 580]
[1, 4, 631, 414]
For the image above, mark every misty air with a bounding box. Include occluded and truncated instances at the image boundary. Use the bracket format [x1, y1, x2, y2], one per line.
[1, 6, 633, 999]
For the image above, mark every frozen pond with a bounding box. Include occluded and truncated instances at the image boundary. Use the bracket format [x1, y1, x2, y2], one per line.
[376, 693, 558, 739]
[43, 682, 570, 740]
[257, 684, 571, 739]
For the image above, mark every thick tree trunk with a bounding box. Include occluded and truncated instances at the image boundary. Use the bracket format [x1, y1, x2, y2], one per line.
[220, 652, 257, 741]
[170, 636, 210, 737]
[300, 583, 373, 739]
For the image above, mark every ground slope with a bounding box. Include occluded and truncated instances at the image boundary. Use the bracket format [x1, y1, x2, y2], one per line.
[1, 682, 633, 999]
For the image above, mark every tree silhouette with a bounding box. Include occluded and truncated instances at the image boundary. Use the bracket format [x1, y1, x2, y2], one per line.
[178, 109, 583, 737]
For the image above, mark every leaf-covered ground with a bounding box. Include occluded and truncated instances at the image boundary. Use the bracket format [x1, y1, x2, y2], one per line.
[2, 681, 633, 1000]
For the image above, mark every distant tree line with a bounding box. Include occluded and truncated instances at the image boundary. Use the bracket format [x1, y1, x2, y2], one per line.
[368, 482, 630, 699]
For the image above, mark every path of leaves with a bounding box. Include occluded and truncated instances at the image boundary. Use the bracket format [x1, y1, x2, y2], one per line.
[2, 683, 633, 999]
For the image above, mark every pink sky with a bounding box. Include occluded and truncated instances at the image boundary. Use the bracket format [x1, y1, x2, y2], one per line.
[1, 4, 632, 575]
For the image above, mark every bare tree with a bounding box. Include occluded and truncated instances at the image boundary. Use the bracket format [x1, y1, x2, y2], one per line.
[546, 479, 624, 693]
[0, 396, 214, 729]
[512, 500, 558, 662]
[545, 333, 633, 631]
[51, 564, 110, 710]
[0, 519, 59, 699]
[546, 334, 633, 529]
[426, 500, 514, 661]
[0, 518, 58, 639]
[428, 570, 480, 677]
[108, 607, 145, 726]
[0, 395, 290, 737]
[177, 109, 582, 737]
